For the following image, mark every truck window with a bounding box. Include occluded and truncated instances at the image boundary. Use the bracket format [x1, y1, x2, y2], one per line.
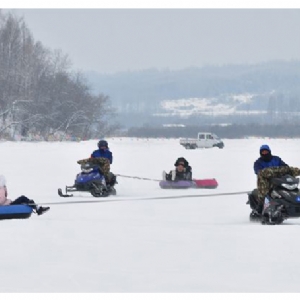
[207, 135, 213, 139]
[199, 134, 205, 139]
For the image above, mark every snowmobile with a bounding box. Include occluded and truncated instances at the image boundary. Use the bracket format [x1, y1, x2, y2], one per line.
[247, 174, 300, 225]
[58, 162, 117, 198]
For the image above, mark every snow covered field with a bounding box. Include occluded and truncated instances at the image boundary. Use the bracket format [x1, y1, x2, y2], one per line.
[1, 137, 300, 293]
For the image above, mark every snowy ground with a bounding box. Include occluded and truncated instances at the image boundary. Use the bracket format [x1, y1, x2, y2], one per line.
[1, 137, 300, 293]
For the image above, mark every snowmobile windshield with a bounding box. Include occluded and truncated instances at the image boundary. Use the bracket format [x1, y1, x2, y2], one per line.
[281, 183, 299, 190]
[81, 163, 95, 173]
[272, 175, 299, 185]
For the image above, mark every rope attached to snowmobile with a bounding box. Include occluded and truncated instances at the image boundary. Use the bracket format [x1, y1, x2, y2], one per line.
[115, 174, 161, 182]
[38, 190, 251, 206]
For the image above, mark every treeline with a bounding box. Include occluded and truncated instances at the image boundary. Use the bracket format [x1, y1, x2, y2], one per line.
[85, 60, 300, 128]
[86, 61, 300, 113]
[0, 11, 117, 140]
[127, 123, 300, 139]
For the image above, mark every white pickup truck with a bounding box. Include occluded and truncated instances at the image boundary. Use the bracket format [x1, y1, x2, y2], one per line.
[179, 132, 224, 149]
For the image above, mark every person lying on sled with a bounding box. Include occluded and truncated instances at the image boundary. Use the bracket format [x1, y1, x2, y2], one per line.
[164, 157, 193, 181]
[0, 175, 50, 215]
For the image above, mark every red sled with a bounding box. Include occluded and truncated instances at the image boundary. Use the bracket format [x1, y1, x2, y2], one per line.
[193, 178, 218, 189]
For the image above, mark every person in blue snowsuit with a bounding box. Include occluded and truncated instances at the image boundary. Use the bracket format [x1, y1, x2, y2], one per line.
[254, 144, 287, 175]
[87, 140, 116, 188]
[251, 144, 288, 214]
[77, 140, 116, 189]
[91, 140, 113, 164]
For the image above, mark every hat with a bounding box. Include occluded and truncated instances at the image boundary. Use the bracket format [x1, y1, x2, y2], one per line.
[174, 157, 188, 167]
[260, 145, 271, 154]
[0, 175, 6, 187]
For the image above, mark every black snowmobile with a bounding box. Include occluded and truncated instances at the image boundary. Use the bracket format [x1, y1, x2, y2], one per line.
[58, 162, 117, 198]
[247, 174, 300, 225]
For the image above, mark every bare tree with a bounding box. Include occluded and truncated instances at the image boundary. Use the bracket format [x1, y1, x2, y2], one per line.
[0, 11, 117, 140]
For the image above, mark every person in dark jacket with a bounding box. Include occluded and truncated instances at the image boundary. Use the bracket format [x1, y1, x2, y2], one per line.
[91, 140, 113, 164]
[164, 157, 192, 181]
[251, 144, 289, 214]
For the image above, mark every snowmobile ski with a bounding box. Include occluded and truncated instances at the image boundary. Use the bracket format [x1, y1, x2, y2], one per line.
[58, 188, 73, 198]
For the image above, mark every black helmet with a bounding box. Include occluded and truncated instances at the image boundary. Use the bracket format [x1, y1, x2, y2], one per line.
[98, 140, 108, 148]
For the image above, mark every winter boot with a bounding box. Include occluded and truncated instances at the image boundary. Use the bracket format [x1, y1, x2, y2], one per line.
[162, 171, 167, 181]
[171, 170, 176, 181]
[255, 202, 263, 215]
[36, 206, 50, 215]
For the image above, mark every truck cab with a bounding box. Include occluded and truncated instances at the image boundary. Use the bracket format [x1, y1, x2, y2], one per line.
[179, 132, 224, 149]
[197, 132, 224, 148]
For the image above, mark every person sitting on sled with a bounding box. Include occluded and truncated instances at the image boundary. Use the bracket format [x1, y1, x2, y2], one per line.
[0, 175, 50, 215]
[164, 157, 192, 181]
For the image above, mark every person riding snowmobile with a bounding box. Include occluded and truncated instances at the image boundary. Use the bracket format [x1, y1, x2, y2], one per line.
[91, 140, 113, 164]
[77, 140, 116, 190]
[254, 144, 287, 175]
[250, 144, 294, 215]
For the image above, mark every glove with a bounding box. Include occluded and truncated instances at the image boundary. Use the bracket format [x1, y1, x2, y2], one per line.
[77, 159, 89, 164]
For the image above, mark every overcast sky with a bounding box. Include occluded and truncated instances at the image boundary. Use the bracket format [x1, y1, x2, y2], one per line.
[3, 8, 300, 73]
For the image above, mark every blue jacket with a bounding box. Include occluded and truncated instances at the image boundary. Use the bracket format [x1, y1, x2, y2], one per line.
[254, 156, 287, 175]
[91, 149, 113, 164]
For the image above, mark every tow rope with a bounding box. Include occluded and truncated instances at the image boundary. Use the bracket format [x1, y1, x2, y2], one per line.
[115, 174, 161, 182]
[39, 190, 251, 206]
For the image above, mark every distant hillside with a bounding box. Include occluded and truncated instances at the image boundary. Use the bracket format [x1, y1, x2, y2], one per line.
[85, 61, 300, 127]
